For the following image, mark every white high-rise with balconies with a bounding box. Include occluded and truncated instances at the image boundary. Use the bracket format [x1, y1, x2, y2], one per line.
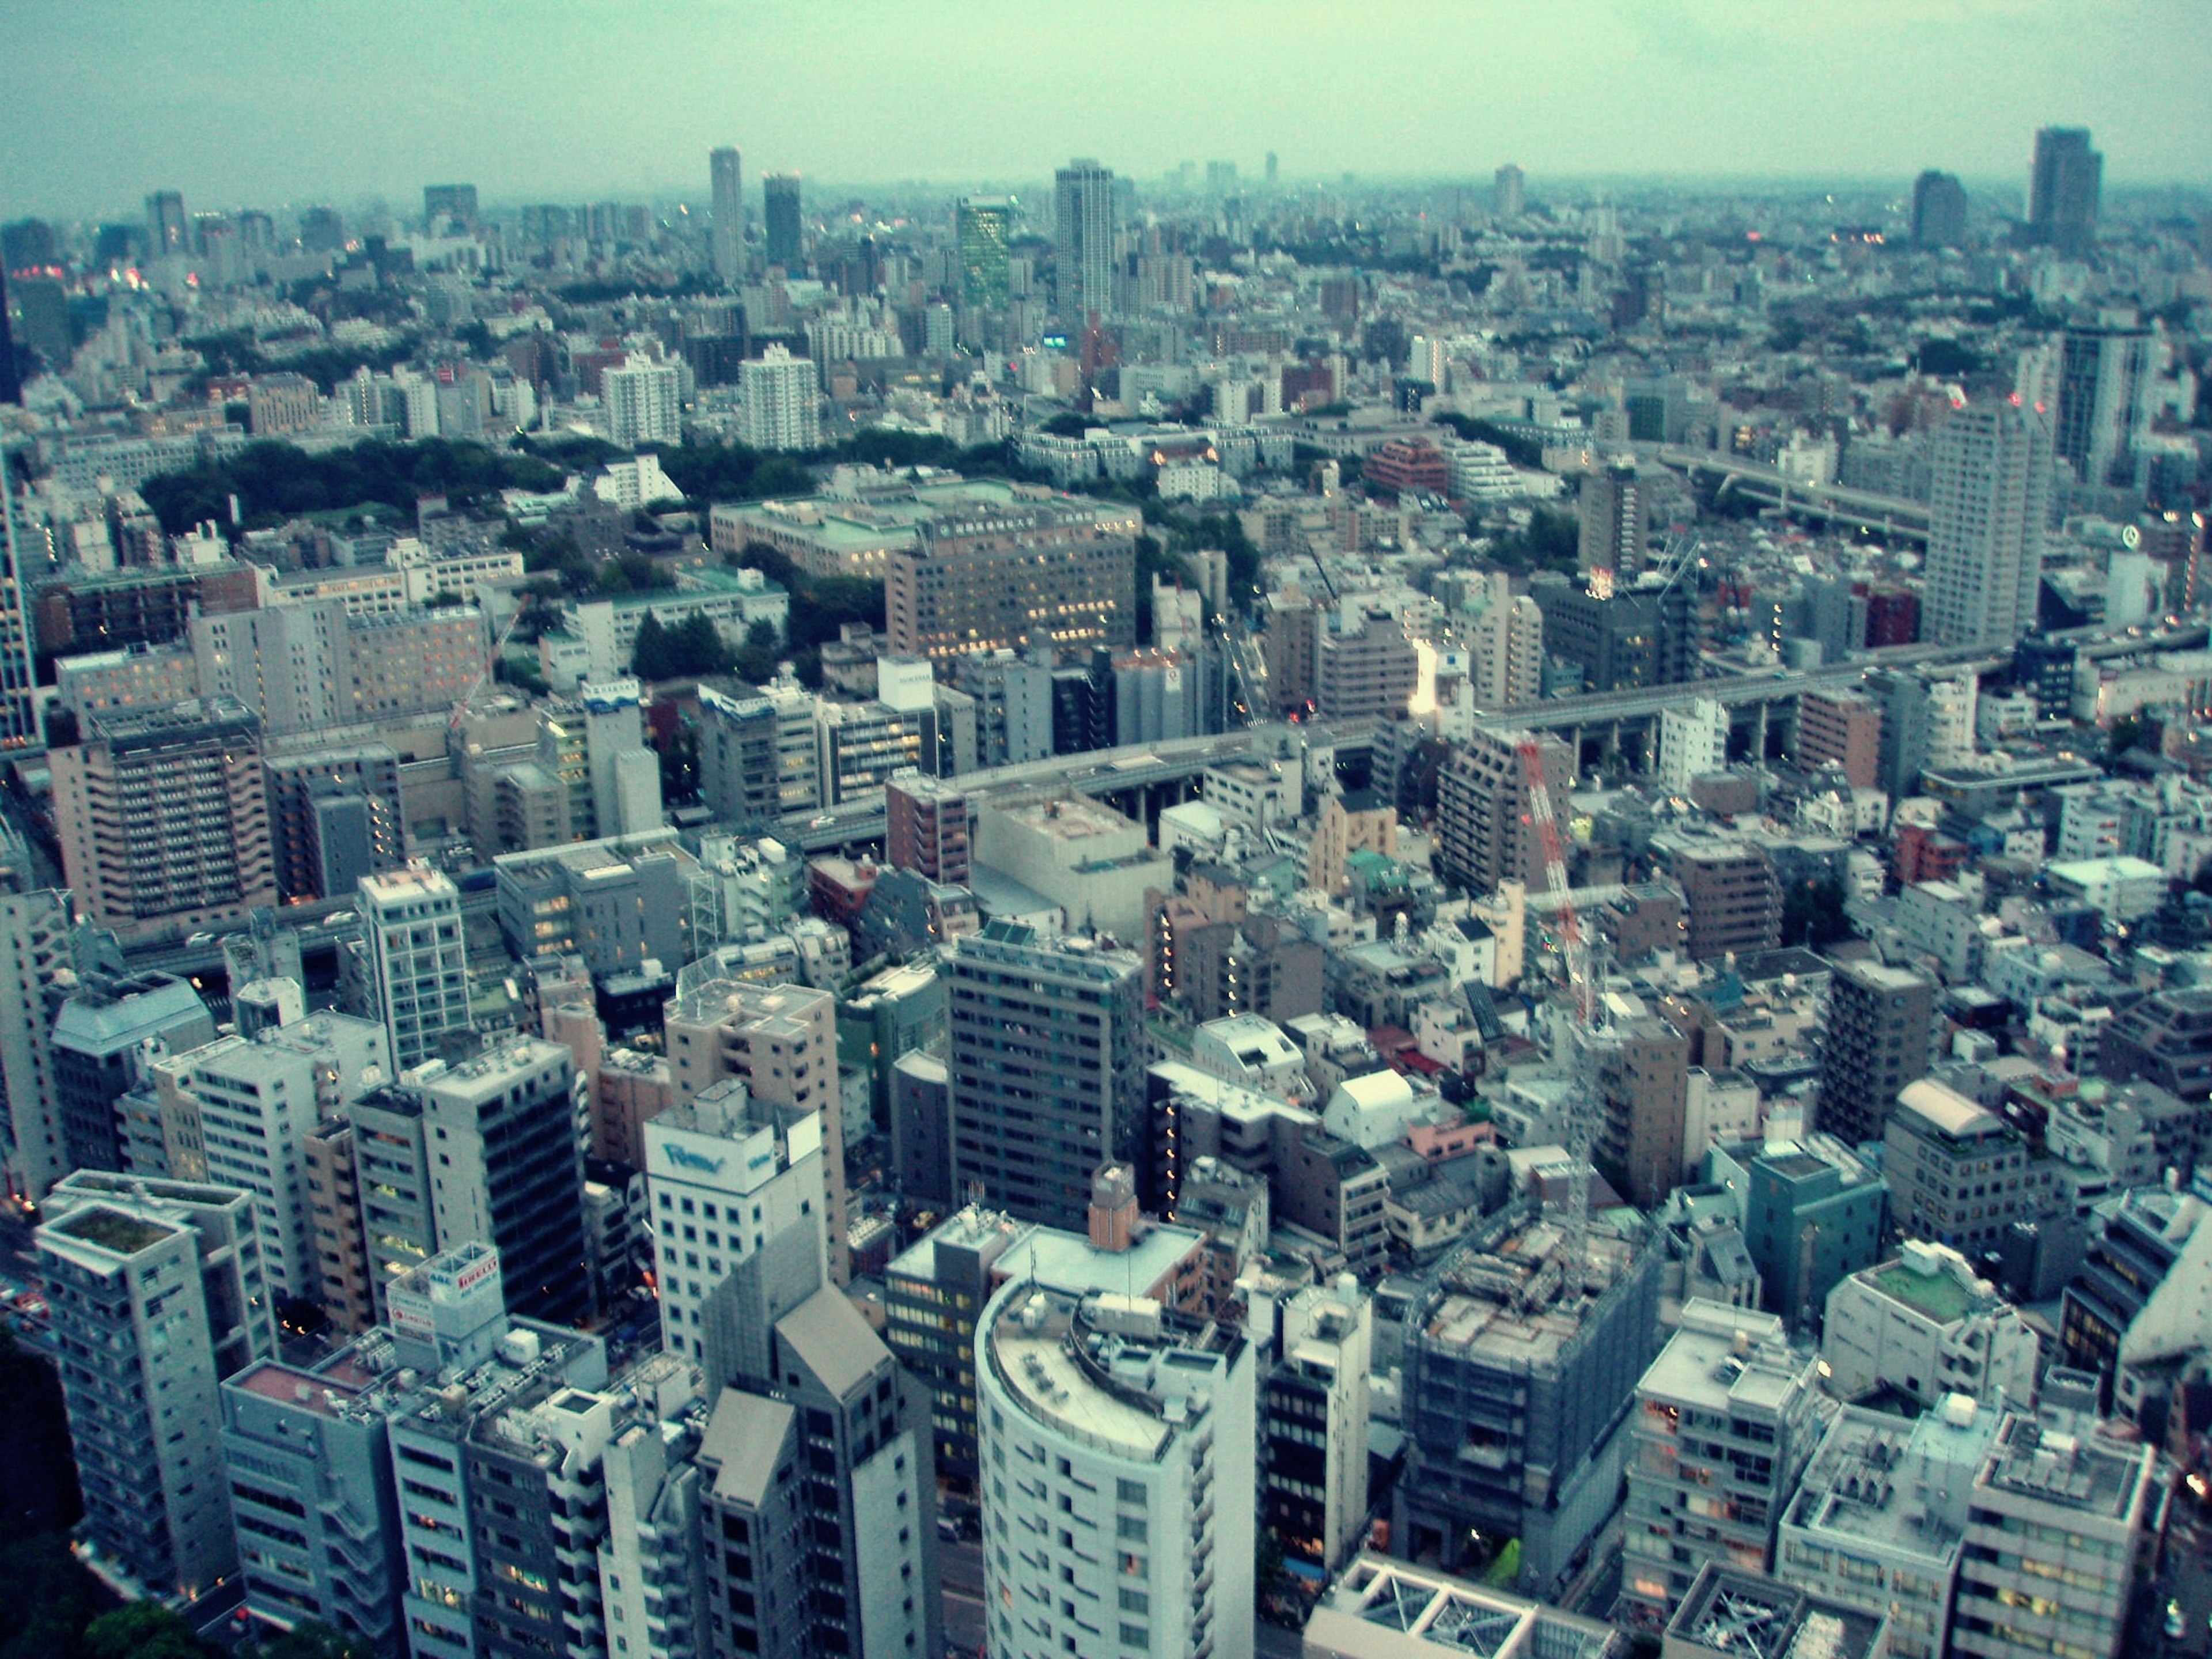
[360, 864, 472, 1070]
[978, 1281, 1254, 1659]
[1924, 403, 2053, 648]
[739, 344, 820, 452]
[601, 354, 681, 447]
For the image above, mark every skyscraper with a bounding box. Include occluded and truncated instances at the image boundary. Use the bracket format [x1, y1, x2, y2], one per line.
[1577, 458, 1649, 580]
[145, 189, 188, 256]
[947, 921, 1147, 1229]
[1816, 959, 1937, 1146]
[1910, 169, 1968, 249]
[2054, 319, 2154, 490]
[0, 269, 19, 405]
[1923, 403, 2054, 647]
[710, 145, 743, 283]
[762, 171, 802, 269]
[422, 183, 479, 232]
[358, 863, 472, 1069]
[2027, 127, 2101, 255]
[600, 352, 683, 446]
[1494, 162, 1525, 218]
[1054, 157, 1118, 321]
[956, 194, 1014, 310]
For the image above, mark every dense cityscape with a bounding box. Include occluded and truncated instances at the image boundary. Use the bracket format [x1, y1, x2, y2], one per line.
[0, 16, 2209, 1659]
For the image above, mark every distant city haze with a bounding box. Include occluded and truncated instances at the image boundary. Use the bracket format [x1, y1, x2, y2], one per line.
[2, 0, 2207, 215]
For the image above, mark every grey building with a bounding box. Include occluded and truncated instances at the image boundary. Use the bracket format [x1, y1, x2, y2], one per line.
[347, 1085, 437, 1319]
[264, 743, 404, 902]
[493, 833, 687, 979]
[946, 919, 1147, 1230]
[1396, 1202, 1664, 1592]
[37, 1171, 278, 1599]
[695, 680, 781, 830]
[1816, 958, 1937, 1147]
[51, 968, 215, 1173]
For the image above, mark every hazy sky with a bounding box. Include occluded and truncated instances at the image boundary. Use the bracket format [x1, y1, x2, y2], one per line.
[5, 0, 2208, 218]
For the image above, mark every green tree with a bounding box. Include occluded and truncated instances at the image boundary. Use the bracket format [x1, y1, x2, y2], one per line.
[81, 1601, 211, 1659]
[241, 1619, 372, 1659]
[0, 1532, 109, 1659]
[0, 1328, 80, 1544]
[631, 612, 671, 681]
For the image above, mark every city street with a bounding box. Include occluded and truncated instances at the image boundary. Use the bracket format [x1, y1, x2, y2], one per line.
[2151, 1486, 2212, 1659]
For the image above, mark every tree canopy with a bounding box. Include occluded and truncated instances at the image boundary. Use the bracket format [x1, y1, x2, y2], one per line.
[139, 439, 566, 536]
[632, 611, 736, 681]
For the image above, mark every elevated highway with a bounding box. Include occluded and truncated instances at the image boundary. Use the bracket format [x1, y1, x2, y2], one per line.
[1633, 442, 1931, 541]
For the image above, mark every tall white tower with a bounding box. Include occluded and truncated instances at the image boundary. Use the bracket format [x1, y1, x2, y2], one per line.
[1054, 158, 1118, 322]
[359, 864, 471, 1070]
[709, 146, 743, 284]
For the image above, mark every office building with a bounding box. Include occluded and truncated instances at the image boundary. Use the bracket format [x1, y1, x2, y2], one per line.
[1708, 1134, 1879, 1334]
[710, 145, 743, 282]
[422, 183, 479, 230]
[1622, 1301, 1827, 1621]
[1436, 729, 1572, 896]
[264, 743, 404, 902]
[978, 1280, 1255, 1659]
[146, 189, 188, 255]
[762, 172, 802, 268]
[957, 194, 1014, 310]
[1777, 1399, 1998, 1659]
[37, 1172, 276, 1599]
[1247, 1274, 1372, 1574]
[415, 1037, 588, 1325]
[1315, 605, 1418, 721]
[1951, 1405, 2152, 1659]
[1816, 959, 1936, 1146]
[1532, 579, 1691, 694]
[1493, 163, 1526, 218]
[1578, 459, 1649, 581]
[695, 680, 783, 829]
[1910, 170, 1968, 249]
[493, 834, 687, 979]
[2099, 986, 2212, 1100]
[157, 1013, 392, 1301]
[1596, 1005, 1694, 1209]
[947, 921, 1147, 1230]
[2027, 127, 2101, 256]
[1883, 1079, 2040, 1256]
[1672, 842, 1782, 961]
[642, 1079, 827, 1368]
[302, 1114, 377, 1332]
[359, 865, 471, 1070]
[663, 971, 849, 1285]
[220, 1334, 412, 1649]
[885, 497, 1138, 661]
[50, 698, 276, 935]
[738, 344, 820, 452]
[1822, 1241, 2041, 1410]
[2054, 320, 2154, 491]
[1923, 403, 2052, 647]
[601, 353, 682, 447]
[51, 969, 215, 1175]
[1656, 699, 1728, 794]
[0, 892, 73, 1198]
[885, 773, 971, 885]
[1054, 157, 1118, 320]
[1396, 1202, 1664, 1589]
[1664, 1566, 1888, 1659]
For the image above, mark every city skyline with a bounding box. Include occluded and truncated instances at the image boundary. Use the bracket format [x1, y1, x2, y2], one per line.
[2, 1, 2206, 217]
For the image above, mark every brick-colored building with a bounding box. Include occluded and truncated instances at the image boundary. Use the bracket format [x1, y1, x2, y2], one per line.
[1797, 689, 1883, 789]
[1671, 840, 1782, 961]
[884, 498, 1137, 662]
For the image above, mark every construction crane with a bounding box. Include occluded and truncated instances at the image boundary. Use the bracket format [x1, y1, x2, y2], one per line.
[449, 608, 527, 737]
[1517, 734, 1610, 1293]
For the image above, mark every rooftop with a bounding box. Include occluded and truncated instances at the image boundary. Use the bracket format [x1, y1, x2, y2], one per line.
[49, 1205, 176, 1256]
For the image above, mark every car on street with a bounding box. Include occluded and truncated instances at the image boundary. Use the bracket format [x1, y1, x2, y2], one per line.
[2165, 1600, 2185, 1639]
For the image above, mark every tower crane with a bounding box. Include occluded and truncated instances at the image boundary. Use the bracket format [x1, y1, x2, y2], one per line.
[449, 607, 527, 737]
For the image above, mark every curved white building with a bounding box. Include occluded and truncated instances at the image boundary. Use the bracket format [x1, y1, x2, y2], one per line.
[979, 1282, 1254, 1659]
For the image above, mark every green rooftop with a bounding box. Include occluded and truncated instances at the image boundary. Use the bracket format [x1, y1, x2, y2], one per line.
[1868, 1260, 1976, 1325]
[55, 1206, 176, 1256]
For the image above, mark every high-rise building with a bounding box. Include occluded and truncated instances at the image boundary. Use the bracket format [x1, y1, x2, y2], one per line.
[0, 270, 18, 406]
[885, 498, 1138, 661]
[1578, 457, 1648, 579]
[663, 971, 849, 1285]
[1467, 572, 1545, 708]
[1816, 958, 1936, 1147]
[957, 194, 1014, 310]
[601, 353, 683, 447]
[1436, 729, 1572, 896]
[1734, 1133, 1887, 1332]
[1054, 157, 1118, 321]
[1923, 403, 2052, 647]
[422, 183, 479, 232]
[2027, 127, 2101, 256]
[37, 1171, 276, 1599]
[359, 864, 472, 1070]
[738, 343, 820, 452]
[762, 172, 802, 269]
[1884, 1079, 2036, 1256]
[978, 1280, 1255, 1659]
[1314, 604, 1418, 721]
[1622, 1300, 1827, 1621]
[642, 1078, 827, 1367]
[2054, 319, 2154, 491]
[146, 189, 188, 256]
[1656, 698, 1728, 794]
[264, 741, 404, 901]
[1795, 688, 1881, 789]
[1596, 1006, 1694, 1209]
[52, 968, 215, 1173]
[710, 145, 743, 282]
[416, 1037, 588, 1324]
[946, 921, 1147, 1229]
[1671, 842, 1783, 961]
[1249, 1274, 1372, 1574]
[49, 698, 278, 934]
[1494, 163, 1525, 218]
[1910, 169, 1968, 249]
